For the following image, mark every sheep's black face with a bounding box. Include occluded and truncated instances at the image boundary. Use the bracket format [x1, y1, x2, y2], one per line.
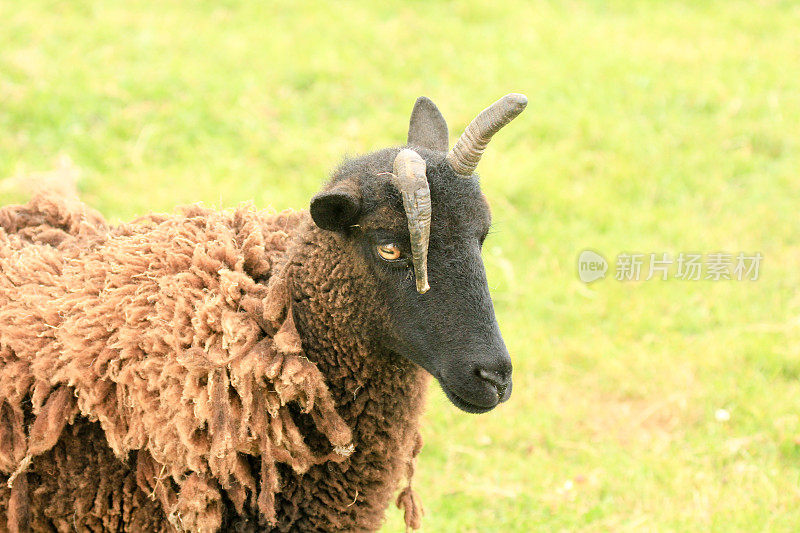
[311, 147, 513, 414]
[310, 95, 523, 414]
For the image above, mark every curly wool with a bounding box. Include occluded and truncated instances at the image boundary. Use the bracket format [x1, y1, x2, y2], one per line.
[0, 193, 393, 531]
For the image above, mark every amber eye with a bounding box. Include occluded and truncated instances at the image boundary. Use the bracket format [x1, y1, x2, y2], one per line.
[377, 243, 402, 261]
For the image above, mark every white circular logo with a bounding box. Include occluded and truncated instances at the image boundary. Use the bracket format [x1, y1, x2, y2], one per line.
[577, 250, 608, 283]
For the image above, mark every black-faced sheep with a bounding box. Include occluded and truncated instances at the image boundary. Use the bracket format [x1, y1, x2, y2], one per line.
[0, 93, 526, 532]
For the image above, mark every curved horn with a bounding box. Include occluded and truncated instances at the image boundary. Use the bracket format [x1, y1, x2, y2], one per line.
[446, 93, 528, 176]
[392, 149, 431, 294]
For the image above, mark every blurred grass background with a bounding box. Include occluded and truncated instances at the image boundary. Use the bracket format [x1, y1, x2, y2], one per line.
[2, 0, 800, 530]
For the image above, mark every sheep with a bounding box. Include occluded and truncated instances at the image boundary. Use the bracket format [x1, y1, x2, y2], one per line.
[0, 93, 526, 532]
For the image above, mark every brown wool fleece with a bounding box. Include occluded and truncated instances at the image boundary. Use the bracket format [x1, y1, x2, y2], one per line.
[0, 193, 427, 532]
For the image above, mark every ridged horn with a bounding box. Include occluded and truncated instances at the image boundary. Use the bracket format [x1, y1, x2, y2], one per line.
[391, 149, 431, 294]
[446, 93, 528, 176]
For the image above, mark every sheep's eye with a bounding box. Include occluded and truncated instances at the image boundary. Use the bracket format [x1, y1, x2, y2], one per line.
[377, 243, 402, 261]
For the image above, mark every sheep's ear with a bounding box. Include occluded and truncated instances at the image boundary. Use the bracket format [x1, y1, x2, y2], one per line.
[310, 181, 362, 231]
[407, 96, 449, 152]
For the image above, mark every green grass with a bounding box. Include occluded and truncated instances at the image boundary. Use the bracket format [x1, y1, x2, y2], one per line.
[3, 0, 800, 530]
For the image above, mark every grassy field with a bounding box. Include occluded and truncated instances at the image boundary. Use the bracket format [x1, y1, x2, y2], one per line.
[2, 1, 800, 530]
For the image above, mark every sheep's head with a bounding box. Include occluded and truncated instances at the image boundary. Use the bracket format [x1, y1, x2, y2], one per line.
[308, 94, 525, 414]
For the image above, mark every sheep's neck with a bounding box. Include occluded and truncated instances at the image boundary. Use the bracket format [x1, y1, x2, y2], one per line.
[283, 225, 430, 528]
[285, 223, 430, 433]
[289, 284, 430, 440]
[288, 291, 429, 530]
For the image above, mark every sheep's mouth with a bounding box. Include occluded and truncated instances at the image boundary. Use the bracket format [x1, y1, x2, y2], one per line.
[436, 376, 498, 414]
[392, 346, 503, 414]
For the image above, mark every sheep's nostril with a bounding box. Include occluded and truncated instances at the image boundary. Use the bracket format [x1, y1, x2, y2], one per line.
[476, 368, 508, 400]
